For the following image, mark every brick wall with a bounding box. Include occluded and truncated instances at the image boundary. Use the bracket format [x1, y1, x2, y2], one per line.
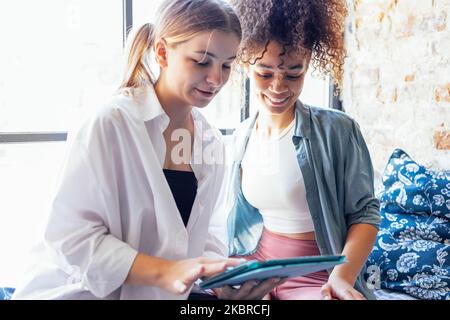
[343, 0, 450, 183]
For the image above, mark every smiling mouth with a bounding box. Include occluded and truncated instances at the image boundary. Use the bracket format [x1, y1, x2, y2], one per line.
[195, 88, 216, 98]
[264, 94, 290, 106]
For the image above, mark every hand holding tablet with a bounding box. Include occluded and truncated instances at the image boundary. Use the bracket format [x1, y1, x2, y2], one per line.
[199, 255, 346, 290]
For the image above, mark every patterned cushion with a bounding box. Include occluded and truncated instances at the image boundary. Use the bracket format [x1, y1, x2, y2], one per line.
[374, 288, 418, 300]
[365, 149, 450, 300]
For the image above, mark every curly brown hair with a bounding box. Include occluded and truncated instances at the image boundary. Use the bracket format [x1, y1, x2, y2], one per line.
[230, 0, 347, 86]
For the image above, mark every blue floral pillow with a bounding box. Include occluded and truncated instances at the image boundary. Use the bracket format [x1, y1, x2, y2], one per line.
[365, 149, 450, 300]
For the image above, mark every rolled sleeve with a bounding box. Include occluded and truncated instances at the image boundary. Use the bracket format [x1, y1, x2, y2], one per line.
[44, 141, 138, 298]
[82, 235, 138, 298]
[344, 121, 381, 230]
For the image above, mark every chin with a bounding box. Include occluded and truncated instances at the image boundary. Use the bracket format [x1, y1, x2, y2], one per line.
[192, 99, 211, 108]
[191, 94, 216, 108]
[265, 108, 291, 116]
[260, 100, 294, 115]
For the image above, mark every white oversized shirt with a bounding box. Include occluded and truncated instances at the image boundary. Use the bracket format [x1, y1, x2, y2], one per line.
[12, 85, 228, 300]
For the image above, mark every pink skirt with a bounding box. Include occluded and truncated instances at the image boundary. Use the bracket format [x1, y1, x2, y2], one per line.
[238, 228, 329, 300]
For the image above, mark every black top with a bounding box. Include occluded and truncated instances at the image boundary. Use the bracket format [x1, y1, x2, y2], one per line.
[163, 169, 198, 227]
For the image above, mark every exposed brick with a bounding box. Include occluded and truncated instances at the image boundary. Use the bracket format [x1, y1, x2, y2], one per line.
[344, 0, 450, 174]
[434, 124, 450, 150]
[391, 87, 398, 102]
[434, 10, 447, 31]
[434, 83, 450, 103]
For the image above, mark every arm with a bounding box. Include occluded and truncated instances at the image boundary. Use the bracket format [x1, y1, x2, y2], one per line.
[321, 224, 378, 300]
[331, 223, 378, 285]
[48, 135, 237, 297]
[44, 139, 138, 298]
[321, 120, 380, 300]
[125, 254, 241, 294]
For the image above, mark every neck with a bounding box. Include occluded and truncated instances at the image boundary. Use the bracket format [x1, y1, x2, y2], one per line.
[154, 77, 192, 128]
[257, 105, 295, 138]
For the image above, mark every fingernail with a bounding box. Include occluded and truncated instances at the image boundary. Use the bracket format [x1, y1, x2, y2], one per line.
[174, 280, 187, 294]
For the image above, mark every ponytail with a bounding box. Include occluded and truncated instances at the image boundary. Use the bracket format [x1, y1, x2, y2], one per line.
[120, 23, 155, 89]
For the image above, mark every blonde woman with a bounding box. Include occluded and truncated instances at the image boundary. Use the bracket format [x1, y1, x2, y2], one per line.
[13, 0, 249, 300]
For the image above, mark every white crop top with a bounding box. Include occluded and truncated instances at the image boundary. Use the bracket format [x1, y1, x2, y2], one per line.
[241, 120, 315, 234]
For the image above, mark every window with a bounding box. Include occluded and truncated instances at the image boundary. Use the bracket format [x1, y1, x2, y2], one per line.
[0, 0, 123, 133]
[0, 0, 123, 287]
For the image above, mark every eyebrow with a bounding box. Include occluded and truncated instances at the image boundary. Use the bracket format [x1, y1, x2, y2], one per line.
[194, 51, 236, 61]
[257, 63, 303, 71]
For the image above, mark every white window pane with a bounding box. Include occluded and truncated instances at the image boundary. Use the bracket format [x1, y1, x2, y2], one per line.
[0, 0, 123, 132]
[0, 142, 66, 287]
[132, 0, 165, 24]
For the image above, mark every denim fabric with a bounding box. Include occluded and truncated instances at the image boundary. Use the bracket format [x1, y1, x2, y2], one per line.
[0, 288, 15, 300]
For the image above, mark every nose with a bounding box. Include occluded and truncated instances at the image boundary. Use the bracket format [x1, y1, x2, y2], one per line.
[206, 65, 223, 88]
[269, 75, 288, 94]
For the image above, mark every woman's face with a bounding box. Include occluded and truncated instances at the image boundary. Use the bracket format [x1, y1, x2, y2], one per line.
[250, 41, 311, 116]
[159, 30, 240, 108]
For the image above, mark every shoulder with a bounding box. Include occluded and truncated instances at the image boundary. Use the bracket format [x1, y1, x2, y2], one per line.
[302, 104, 362, 146]
[307, 104, 356, 132]
[68, 90, 143, 149]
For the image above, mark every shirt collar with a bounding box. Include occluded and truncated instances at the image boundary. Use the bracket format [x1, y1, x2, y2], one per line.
[293, 100, 311, 140]
[140, 84, 169, 123]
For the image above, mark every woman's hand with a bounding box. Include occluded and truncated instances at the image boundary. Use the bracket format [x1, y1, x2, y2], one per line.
[158, 257, 244, 295]
[320, 276, 366, 300]
[126, 254, 244, 295]
[212, 277, 286, 300]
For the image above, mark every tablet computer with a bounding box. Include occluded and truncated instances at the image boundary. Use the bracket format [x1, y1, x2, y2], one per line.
[199, 255, 346, 290]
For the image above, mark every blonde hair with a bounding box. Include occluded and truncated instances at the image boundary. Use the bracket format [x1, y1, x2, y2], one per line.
[120, 0, 242, 89]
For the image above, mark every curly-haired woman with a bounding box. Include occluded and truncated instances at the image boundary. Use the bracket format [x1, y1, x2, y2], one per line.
[224, 0, 381, 300]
